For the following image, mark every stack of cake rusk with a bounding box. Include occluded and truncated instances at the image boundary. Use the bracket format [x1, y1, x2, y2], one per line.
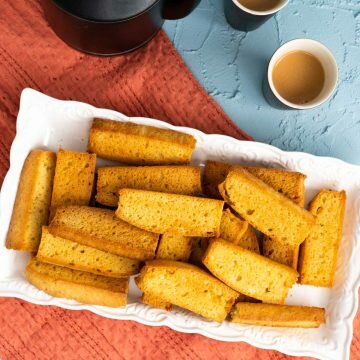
[6, 118, 346, 328]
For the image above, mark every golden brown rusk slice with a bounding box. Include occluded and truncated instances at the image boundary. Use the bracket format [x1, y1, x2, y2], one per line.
[50, 149, 96, 218]
[141, 292, 172, 311]
[204, 160, 306, 269]
[203, 238, 298, 304]
[136, 260, 239, 322]
[203, 160, 306, 204]
[156, 234, 193, 262]
[49, 206, 159, 261]
[299, 190, 346, 287]
[6, 150, 56, 251]
[88, 118, 196, 165]
[96, 165, 202, 207]
[116, 189, 224, 237]
[220, 209, 259, 253]
[26, 258, 129, 308]
[219, 169, 314, 246]
[229, 302, 325, 328]
[37, 227, 140, 278]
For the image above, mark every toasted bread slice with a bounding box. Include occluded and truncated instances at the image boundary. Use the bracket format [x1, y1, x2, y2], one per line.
[37, 227, 140, 277]
[96, 166, 202, 207]
[203, 161, 231, 198]
[262, 171, 304, 270]
[189, 215, 259, 267]
[299, 190, 346, 287]
[116, 189, 224, 237]
[26, 258, 128, 307]
[6, 150, 56, 251]
[220, 209, 259, 252]
[135, 260, 239, 322]
[220, 209, 247, 241]
[50, 149, 96, 217]
[203, 239, 298, 304]
[229, 303, 325, 328]
[263, 240, 300, 269]
[141, 293, 172, 311]
[49, 206, 159, 260]
[189, 238, 209, 267]
[156, 234, 193, 262]
[219, 169, 314, 246]
[203, 161, 305, 268]
[203, 160, 306, 204]
[240, 226, 260, 252]
[88, 119, 196, 165]
[189, 233, 259, 303]
[246, 166, 305, 206]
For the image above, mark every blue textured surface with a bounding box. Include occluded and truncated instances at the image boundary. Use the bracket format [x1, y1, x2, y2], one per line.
[164, 0, 360, 164]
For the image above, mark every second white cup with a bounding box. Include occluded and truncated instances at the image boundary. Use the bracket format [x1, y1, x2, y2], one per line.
[263, 39, 338, 110]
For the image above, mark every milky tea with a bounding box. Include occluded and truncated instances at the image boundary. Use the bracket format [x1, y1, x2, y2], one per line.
[272, 51, 325, 105]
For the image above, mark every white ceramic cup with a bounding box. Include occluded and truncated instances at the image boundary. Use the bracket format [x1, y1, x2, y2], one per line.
[232, 0, 289, 17]
[265, 39, 338, 110]
[225, 0, 289, 31]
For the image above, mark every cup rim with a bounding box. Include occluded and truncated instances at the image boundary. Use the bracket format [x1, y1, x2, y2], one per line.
[231, 0, 289, 16]
[267, 39, 338, 110]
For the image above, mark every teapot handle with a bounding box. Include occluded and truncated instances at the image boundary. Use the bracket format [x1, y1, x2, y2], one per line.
[162, 0, 200, 20]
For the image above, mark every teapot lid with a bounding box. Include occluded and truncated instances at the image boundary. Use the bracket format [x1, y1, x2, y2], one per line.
[53, 0, 159, 21]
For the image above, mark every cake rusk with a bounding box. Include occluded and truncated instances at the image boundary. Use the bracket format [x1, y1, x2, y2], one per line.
[240, 226, 260, 252]
[263, 239, 300, 270]
[262, 172, 304, 269]
[135, 260, 239, 322]
[189, 237, 209, 267]
[246, 167, 305, 206]
[219, 169, 314, 246]
[37, 227, 140, 277]
[142, 293, 172, 311]
[116, 189, 224, 237]
[204, 160, 305, 267]
[220, 209, 259, 253]
[88, 118, 196, 165]
[203, 160, 306, 204]
[229, 303, 325, 328]
[26, 258, 128, 307]
[96, 165, 202, 207]
[190, 229, 260, 303]
[299, 190, 346, 287]
[189, 211, 259, 267]
[203, 239, 298, 304]
[156, 234, 193, 262]
[48, 206, 159, 261]
[262, 190, 303, 270]
[220, 208, 246, 240]
[6, 150, 56, 251]
[50, 149, 96, 217]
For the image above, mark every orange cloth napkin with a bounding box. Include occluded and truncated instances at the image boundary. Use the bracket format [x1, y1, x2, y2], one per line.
[0, 1, 358, 360]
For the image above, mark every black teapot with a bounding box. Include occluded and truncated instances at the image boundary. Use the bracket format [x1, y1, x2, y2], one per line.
[41, 0, 200, 55]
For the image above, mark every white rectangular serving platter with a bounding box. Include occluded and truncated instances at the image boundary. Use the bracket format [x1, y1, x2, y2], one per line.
[0, 89, 360, 360]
